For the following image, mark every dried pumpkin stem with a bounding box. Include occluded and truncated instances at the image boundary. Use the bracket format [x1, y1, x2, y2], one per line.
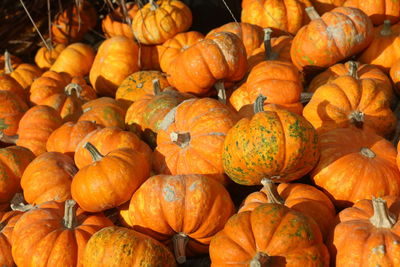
[215, 81, 227, 104]
[0, 131, 18, 144]
[250, 252, 271, 267]
[152, 79, 161, 95]
[305, 6, 321, 20]
[10, 192, 35, 212]
[369, 198, 396, 228]
[149, 0, 158, 10]
[172, 233, 189, 264]
[263, 28, 274, 61]
[359, 147, 376, 159]
[300, 92, 313, 104]
[65, 83, 83, 98]
[84, 142, 104, 162]
[4, 50, 14, 74]
[348, 61, 359, 79]
[261, 178, 284, 204]
[170, 132, 190, 148]
[254, 94, 267, 114]
[348, 111, 364, 128]
[63, 199, 77, 229]
[381, 20, 392, 36]
[119, 0, 132, 27]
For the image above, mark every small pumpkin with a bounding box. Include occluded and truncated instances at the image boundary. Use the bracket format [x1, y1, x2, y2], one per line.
[310, 0, 346, 14]
[0, 52, 21, 75]
[101, 2, 139, 39]
[29, 70, 71, 105]
[0, 210, 23, 267]
[34, 44, 66, 70]
[344, 0, 400, 25]
[0, 74, 26, 102]
[0, 90, 28, 136]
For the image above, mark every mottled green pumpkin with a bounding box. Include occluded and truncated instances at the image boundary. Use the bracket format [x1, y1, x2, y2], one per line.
[222, 95, 319, 185]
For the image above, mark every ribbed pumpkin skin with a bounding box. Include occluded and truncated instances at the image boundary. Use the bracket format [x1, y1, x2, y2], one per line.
[209, 203, 329, 267]
[158, 31, 204, 73]
[0, 74, 26, 102]
[29, 70, 71, 105]
[74, 127, 151, 169]
[311, 127, 400, 208]
[303, 75, 396, 137]
[153, 98, 238, 185]
[328, 196, 400, 267]
[291, 7, 373, 70]
[89, 36, 139, 97]
[344, 0, 400, 25]
[72, 148, 151, 212]
[0, 210, 23, 267]
[46, 121, 101, 157]
[12, 201, 113, 267]
[167, 32, 247, 96]
[9, 63, 43, 90]
[101, 2, 139, 39]
[358, 22, 400, 73]
[223, 105, 319, 185]
[239, 182, 336, 239]
[241, 0, 311, 35]
[38, 92, 83, 123]
[16, 105, 63, 156]
[0, 146, 35, 204]
[83, 226, 177, 267]
[21, 152, 77, 205]
[50, 43, 95, 77]
[129, 174, 235, 255]
[0, 90, 28, 136]
[34, 44, 66, 70]
[310, 0, 346, 14]
[132, 0, 192, 45]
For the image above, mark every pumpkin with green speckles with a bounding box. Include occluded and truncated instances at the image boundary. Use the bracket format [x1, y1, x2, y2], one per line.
[209, 203, 330, 266]
[223, 96, 319, 185]
[83, 226, 177, 267]
[128, 174, 235, 264]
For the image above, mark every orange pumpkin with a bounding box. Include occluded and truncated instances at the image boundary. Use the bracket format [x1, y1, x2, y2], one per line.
[101, 2, 139, 39]
[129, 174, 235, 263]
[68, 76, 97, 102]
[0, 210, 23, 266]
[344, 0, 400, 25]
[12, 200, 113, 267]
[0, 52, 21, 75]
[89, 36, 140, 97]
[390, 58, 400, 94]
[209, 203, 329, 266]
[139, 45, 161, 71]
[29, 70, 71, 105]
[0, 90, 28, 136]
[34, 44, 66, 70]
[0, 74, 26, 102]
[310, 0, 346, 14]
[72, 143, 151, 212]
[132, 0, 192, 45]
[311, 127, 400, 208]
[4, 53, 42, 90]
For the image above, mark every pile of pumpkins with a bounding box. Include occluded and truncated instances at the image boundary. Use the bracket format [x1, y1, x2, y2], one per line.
[1, 0, 400, 266]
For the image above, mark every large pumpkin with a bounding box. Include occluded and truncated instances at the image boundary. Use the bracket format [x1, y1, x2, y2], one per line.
[311, 127, 400, 208]
[72, 143, 151, 212]
[291, 6, 373, 70]
[209, 203, 329, 266]
[129, 174, 235, 263]
[153, 97, 238, 185]
[223, 95, 319, 185]
[12, 200, 113, 267]
[0, 90, 28, 136]
[344, 0, 400, 25]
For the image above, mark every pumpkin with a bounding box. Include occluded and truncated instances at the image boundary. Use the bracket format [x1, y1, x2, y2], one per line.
[125, 79, 193, 148]
[158, 31, 204, 74]
[78, 97, 127, 129]
[139, 45, 161, 71]
[72, 143, 150, 212]
[49, 43, 95, 77]
[0, 210, 23, 267]
[230, 29, 303, 115]
[239, 179, 336, 239]
[21, 152, 78, 205]
[344, 0, 400, 25]
[115, 70, 170, 107]
[16, 105, 63, 156]
[74, 126, 152, 169]
[101, 2, 139, 39]
[167, 31, 247, 96]
[46, 121, 101, 157]
[89, 36, 140, 97]
[0, 90, 28, 136]
[132, 0, 192, 45]
[0, 74, 26, 102]
[51, 0, 97, 44]
[0, 146, 35, 205]
[303, 74, 396, 136]
[358, 20, 400, 73]
[153, 97, 238, 185]
[29, 70, 71, 105]
[209, 203, 329, 266]
[311, 127, 400, 208]
[241, 0, 311, 35]
[0, 52, 21, 75]
[117, 202, 132, 227]
[129, 174, 235, 263]
[69, 76, 97, 102]
[34, 44, 66, 70]
[310, 0, 346, 14]
[12, 200, 113, 267]
[328, 197, 400, 266]
[82, 226, 177, 267]
[291, 6, 373, 70]
[390, 58, 400, 94]
[207, 22, 264, 57]
[223, 95, 319, 185]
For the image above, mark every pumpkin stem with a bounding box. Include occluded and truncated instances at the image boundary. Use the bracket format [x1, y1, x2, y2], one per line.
[84, 142, 104, 162]
[65, 83, 83, 98]
[254, 94, 267, 114]
[300, 92, 313, 104]
[250, 252, 271, 267]
[348, 111, 364, 128]
[263, 28, 278, 60]
[359, 147, 376, 159]
[0, 131, 18, 144]
[172, 233, 189, 264]
[348, 61, 359, 79]
[149, 0, 158, 10]
[369, 197, 396, 228]
[10, 192, 35, 212]
[63, 199, 78, 229]
[305, 6, 320, 20]
[4, 50, 14, 74]
[261, 178, 284, 204]
[152, 79, 161, 95]
[170, 132, 190, 148]
[215, 81, 227, 104]
[381, 20, 392, 36]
